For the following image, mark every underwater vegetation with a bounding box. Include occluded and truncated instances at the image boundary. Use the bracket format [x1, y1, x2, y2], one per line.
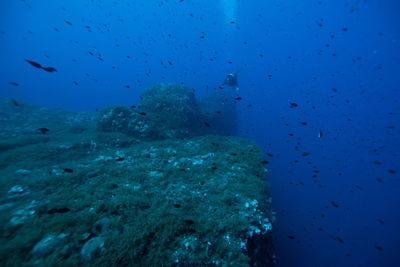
[0, 83, 275, 266]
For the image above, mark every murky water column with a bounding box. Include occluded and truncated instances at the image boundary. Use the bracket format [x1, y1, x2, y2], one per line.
[220, 0, 238, 62]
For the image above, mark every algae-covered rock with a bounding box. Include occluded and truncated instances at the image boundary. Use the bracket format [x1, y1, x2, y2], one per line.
[97, 83, 201, 139]
[0, 94, 275, 266]
[31, 234, 67, 257]
[81, 237, 105, 261]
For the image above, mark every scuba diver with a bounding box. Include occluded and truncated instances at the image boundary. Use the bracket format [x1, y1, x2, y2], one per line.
[223, 69, 241, 91]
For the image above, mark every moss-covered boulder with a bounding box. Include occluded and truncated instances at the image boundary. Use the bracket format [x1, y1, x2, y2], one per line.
[97, 83, 201, 140]
[0, 97, 276, 266]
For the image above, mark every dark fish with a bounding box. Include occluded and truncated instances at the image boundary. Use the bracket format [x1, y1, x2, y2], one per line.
[9, 98, 19, 106]
[388, 169, 396, 174]
[46, 207, 70, 214]
[204, 122, 211, 128]
[301, 122, 307, 126]
[330, 236, 344, 244]
[290, 103, 298, 108]
[377, 219, 384, 225]
[25, 59, 56, 72]
[183, 219, 195, 225]
[173, 204, 181, 208]
[115, 157, 125, 161]
[301, 152, 310, 156]
[138, 112, 146, 115]
[215, 111, 222, 114]
[330, 201, 339, 208]
[235, 97, 242, 100]
[38, 128, 49, 134]
[24, 58, 42, 69]
[375, 245, 383, 251]
[376, 178, 382, 182]
[63, 168, 73, 173]
[42, 66, 56, 72]
[287, 235, 295, 239]
[9, 82, 19, 86]
[65, 20, 72, 25]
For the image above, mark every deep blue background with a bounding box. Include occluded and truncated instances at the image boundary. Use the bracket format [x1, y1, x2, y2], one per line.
[1, 0, 399, 266]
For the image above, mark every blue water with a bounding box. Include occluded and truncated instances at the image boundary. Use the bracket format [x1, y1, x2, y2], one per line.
[1, 0, 399, 266]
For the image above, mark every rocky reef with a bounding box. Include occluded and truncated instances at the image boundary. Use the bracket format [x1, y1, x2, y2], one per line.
[97, 82, 237, 139]
[0, 84, 275, 266]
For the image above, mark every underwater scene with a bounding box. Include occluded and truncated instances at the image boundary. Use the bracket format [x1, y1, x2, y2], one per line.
[0, 0, 399, 266]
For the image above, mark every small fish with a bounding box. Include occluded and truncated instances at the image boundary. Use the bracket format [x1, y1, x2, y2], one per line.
[301, 152, 310, 156]
[204, 122, 211, 128]
[330, 201, 339, 208]
[42, 66, 56, 72]
[9, 98, 19, 106]
[63, 168, 73, 173]
[287, 235, 295, 240]
[25, 59, 56, 72]
[375, 245, 383, 251]
[65, 20, 72, 26]
[330, 236, 344, 244]
[38, 128, 49, 134]
[46, 207, 70, 214]
[24, 58, 42, 69]
[289, 103, 298, 108]
[235, 97, 242, 100]
[138, 112, 146, 116]
[318, 130, 323, 138]
[9, 82, 19, 86]
[376, 178, 382, 182]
